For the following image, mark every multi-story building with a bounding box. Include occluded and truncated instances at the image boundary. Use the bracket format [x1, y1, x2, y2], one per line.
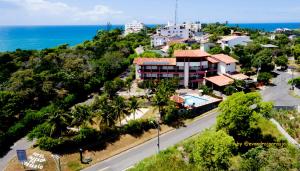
[125, 20, 145, 35]
[134, 50, 247, 89]
[151, 22, 202, 47]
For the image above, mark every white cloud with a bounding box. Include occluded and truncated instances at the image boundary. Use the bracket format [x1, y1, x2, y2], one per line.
[0, 0, 123, 23]
[75, 5, 123, 22]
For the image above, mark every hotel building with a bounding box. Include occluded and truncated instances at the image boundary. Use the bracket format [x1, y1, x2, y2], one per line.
[134, 50, 248, 89]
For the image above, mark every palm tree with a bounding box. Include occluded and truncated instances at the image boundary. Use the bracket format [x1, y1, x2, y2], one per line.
[71, 105, 95, 128]
[113, 96, 128, 126]
[128, 96, 141, 120]
[95, 95, 116, 130]
[45, 108, 71, 137]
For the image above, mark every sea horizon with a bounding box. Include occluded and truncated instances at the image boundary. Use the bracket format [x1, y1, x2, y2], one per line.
[0, 22, 299, 52]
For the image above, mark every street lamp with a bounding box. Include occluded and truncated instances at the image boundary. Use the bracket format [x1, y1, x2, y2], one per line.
[152, 115, 161, 153]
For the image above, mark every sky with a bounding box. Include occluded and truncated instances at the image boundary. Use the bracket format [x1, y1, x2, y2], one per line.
[0, 0, 299, 25]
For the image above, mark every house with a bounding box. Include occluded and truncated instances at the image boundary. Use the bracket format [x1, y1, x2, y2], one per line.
[133, 50, 248, 89]
[125, 20, 145, 35]
[218, 36, 251, 50]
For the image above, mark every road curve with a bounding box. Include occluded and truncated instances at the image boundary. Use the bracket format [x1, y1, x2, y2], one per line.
[82, 111, 218, 171]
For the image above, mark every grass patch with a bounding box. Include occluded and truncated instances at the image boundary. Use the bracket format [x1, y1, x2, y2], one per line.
[257, 116, 283, 139]
[67, 161, 83, 171]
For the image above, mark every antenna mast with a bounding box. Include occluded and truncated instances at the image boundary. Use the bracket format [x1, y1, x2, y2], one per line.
[175, 0, 178, 25]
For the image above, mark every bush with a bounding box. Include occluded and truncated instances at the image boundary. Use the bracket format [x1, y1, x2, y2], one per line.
[7, 122, 26, 139]
[28, 123, 52, 140]
[257, 72, 273, 84]
[38, 137, 62, 151]
[122, 119, 157, 137]
[199, 85, 213, 95]
[73, 128, 99, 145]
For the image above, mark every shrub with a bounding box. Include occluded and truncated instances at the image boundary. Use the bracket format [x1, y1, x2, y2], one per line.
[38, 137, 62, 151]
[199, 85, 213, 95]
[73, 128, 99, 145]
[28, 123, 52, 140]
[257, 72, 273, 84]
[7, 122, 26, 138]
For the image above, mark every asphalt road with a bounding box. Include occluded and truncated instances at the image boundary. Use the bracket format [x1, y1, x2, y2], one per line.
[261, 70, 300, 106]
[83, 111, 218, 171]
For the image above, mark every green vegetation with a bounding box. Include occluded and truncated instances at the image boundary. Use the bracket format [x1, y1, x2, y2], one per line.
[131, 92, 300, 171]
[0, 29, 150, 155]
[288, 77, 300, 87]
[257, 72, 273, 84]
[272, 110, 300, 143]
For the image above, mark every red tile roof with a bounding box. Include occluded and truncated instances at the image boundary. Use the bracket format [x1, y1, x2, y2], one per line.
[205, 75, 234, 87]
[206, 57, 219, 64]
[174, 50, 211, 58]
[133, 58, 176, 66]
[211, 54, 238, 64]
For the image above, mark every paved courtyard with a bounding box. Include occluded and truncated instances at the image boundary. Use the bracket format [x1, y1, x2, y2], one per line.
[261, 70, 300, 106]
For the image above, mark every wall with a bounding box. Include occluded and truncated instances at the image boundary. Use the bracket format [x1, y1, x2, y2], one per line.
[218, 62, 236, 74]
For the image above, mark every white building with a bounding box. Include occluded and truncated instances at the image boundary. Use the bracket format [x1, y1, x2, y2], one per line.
[151, 22, 202, 47]
[211, 54, 237, 74]
[218, 36, 251, 50]
[125, 20, 145, 35]
[151, 35, 169, 47]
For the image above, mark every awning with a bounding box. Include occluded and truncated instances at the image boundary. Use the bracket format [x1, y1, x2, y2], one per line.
[205, 75, 234, 87]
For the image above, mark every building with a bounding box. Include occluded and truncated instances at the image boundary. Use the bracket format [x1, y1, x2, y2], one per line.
[151, 35, 169, 47]
[151, 22, 202, 47]
[134, 50, 247, 89]
[125, 20, 145, 35]
[218, 35, 251, 50]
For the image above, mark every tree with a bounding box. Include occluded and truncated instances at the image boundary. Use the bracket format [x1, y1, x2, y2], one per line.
[103, 81, 117, 99]
[128, 96, 141, 120]
[224, 85, 237, 96]
[71, 105, 94, 128]
[216, 92, 273, 142]
[45, 108, 71, 138]
[274, 56, 288, 69]
[152, 79, 177, 119]
[288, 77, 300, 87]
[252, 49, 274, 72]
[191, 43, 200, 50]
[95, 95, 116, 129]
[208, 46, 223, 54]
[191, 130, 237, 170]
[140, 51, 162, 58]
[293, 44, 300, 60]
[258, 148, 295, 171]
[240, 146, 265, 170]
[198, 85, 213, 95]
[257, 72, 273, 84]
[113, 96, 128, 125]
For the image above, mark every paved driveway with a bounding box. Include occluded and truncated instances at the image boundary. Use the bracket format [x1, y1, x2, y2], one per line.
[261, 70, 300, 106]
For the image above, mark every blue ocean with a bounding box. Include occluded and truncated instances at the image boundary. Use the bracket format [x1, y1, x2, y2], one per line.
[0, 23, 299, 52]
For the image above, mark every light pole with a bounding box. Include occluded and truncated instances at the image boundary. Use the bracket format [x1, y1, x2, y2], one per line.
[157, 115, 160, 153]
